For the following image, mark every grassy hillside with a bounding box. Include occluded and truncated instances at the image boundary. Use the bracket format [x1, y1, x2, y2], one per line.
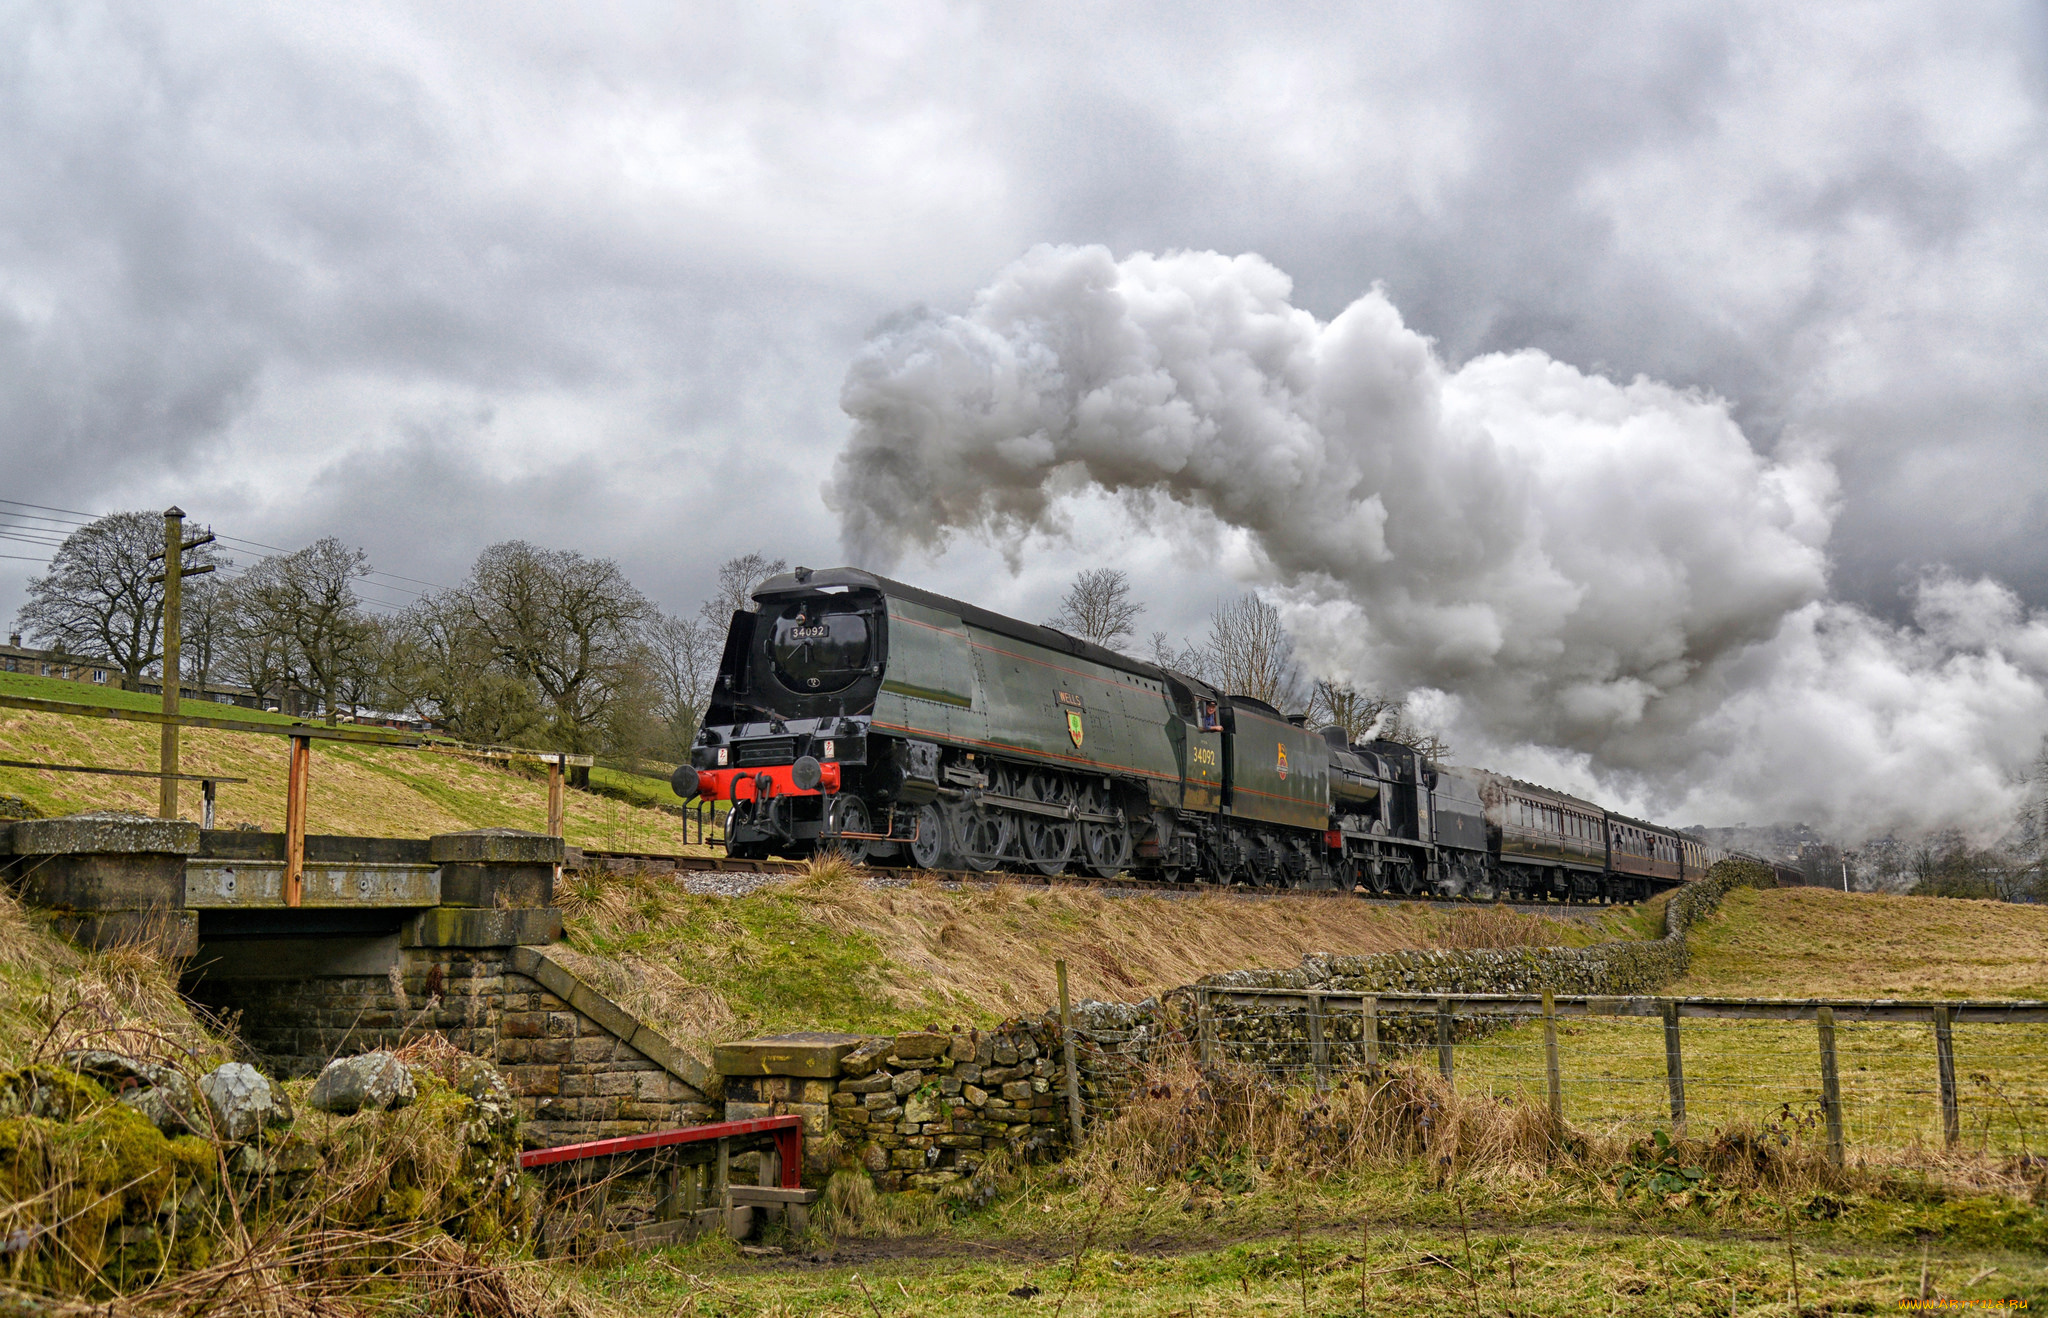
[1673, 884, 2048, 999]
[554, 864, 1600, 1054]
[0, 677, 708, 853]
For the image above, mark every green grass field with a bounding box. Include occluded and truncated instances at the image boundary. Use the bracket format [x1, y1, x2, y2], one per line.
[1437, 1015, 2048, 1158]
[0, 671, 717, 853]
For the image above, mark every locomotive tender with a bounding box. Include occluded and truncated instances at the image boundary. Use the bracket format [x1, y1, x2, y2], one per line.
[670, 567, 1723, 902]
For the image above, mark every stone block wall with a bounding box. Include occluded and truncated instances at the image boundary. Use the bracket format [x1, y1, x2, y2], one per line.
[187, 942, 718, 1148]
[724, 1021, 1073, 1193]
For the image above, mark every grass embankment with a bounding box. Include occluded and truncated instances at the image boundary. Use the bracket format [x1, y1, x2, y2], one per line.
[1675, 883, 2048, 1001]
[554, 866, 1600, 1056]
[0, 672, 708, 854]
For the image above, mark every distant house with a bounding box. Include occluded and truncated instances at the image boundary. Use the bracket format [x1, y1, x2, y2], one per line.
[3, 633, 115, 686]
[4, 633, 434, 730]
[6, 631, 278, 711]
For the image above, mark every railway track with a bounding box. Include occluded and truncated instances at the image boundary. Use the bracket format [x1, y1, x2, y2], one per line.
[566, 846, 1639, 911]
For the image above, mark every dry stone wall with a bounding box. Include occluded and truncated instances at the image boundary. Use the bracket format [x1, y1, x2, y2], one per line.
[723, 1019, 1074, 1193]
[1160, 857, 1782, 1069]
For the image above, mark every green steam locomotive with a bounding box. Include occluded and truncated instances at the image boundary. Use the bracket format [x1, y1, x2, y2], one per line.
[670, 567, 1717, 901]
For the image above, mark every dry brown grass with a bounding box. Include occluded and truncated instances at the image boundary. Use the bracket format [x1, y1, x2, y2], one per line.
[0, 888, 224, 1072]
[1675, 885, 2048, 1000]
[1059, 1050, 2048, 1227]
[778, 870, 1585, 1019]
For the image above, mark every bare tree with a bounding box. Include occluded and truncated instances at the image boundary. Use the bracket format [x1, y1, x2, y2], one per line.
[455, 541, 651, 753]
[1308, 679, 1452, 759]
[218, 594, 299, 710]
[645, 610, 720, 760]
[698, 553, 787, 631]
[1046, 568, 1145, 650]
[383, 595, 544, 743]
[1308, 680, 1400, 742]
[180, 572, 236, 692]
[14, 510, 222, 690]
[233, 538, 374, 723]
[1203, 594, 1307, 711]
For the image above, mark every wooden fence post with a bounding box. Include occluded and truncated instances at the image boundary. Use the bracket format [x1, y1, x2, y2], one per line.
[1196, 989, 1215, 1069]
[284, 734, 310, 908]
[1307, 992, 1328, 1088]
[1542, 990, 1562, 1124]
[1057, 959, 1084, 1145]
[1362, 996, 1379, 1071]
[1816, 1006, 1845, 1168]
[1436, 996, 1454, 1085]
[1661, 999, 1686, 1130]
[1932, 1005, 1960, 1151]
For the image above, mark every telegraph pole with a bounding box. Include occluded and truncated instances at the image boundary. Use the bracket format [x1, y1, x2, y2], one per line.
[152, 508, 215, 819]
[159, 508, 184, 818]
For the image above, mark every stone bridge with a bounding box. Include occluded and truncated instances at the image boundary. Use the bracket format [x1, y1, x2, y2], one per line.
[0, 812, 719, 1148]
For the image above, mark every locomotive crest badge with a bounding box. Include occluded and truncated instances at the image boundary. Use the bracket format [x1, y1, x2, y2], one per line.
[1276, 744, 1289, 780]
[1067, 710, 1085, 747]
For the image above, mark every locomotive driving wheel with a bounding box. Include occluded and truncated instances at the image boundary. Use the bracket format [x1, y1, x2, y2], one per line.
[907, 801, 956, 871]
[1076, 781, 1131, 878]
[1017, 769, 1077, 875]
[948, 793, 1016, 872]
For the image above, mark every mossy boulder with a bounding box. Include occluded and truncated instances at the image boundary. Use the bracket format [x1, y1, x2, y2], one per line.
[0, 1077, 219, 1294]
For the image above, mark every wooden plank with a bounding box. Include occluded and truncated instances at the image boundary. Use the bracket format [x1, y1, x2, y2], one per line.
[1361, 996, 1379, 1070]
[1197, 989, 2048, 1024]
[0, 757, 246, 783]
[0, 692, 421, 744]
[728, 1186, 822, 1206]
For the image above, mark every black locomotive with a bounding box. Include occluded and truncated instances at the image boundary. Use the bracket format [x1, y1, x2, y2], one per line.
[670, 567, 1721, 902]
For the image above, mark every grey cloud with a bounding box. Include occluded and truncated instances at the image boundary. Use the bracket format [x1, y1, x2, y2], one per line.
[0, 1, 2044, 836]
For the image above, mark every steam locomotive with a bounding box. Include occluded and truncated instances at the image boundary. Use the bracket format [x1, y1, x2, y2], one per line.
[669, 567, 1725, 902]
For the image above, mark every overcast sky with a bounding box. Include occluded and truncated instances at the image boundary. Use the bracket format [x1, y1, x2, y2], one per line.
[5, 3, 2047, 826]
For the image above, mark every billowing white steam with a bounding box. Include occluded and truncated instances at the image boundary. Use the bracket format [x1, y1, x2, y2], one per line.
[826, 245, 2048, 838]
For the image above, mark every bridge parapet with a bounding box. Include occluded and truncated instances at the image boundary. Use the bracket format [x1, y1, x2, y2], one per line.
[3, 812, 709, 1151]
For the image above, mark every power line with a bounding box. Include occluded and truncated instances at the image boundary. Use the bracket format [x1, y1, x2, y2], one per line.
[1, 501, 457, 595]
[0, 498, 104, 523]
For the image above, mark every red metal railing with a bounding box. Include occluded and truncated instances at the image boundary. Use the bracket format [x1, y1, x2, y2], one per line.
[518, 1114, 802, 1190]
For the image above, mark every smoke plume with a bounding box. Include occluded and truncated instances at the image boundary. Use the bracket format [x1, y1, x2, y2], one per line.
[825, 245, 2048, 838]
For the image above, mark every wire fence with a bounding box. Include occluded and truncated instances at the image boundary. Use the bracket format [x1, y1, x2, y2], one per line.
[1179, 990, 2048, 1163]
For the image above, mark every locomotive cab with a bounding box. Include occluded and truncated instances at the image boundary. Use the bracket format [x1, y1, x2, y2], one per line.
[684, 569, 891, 857]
